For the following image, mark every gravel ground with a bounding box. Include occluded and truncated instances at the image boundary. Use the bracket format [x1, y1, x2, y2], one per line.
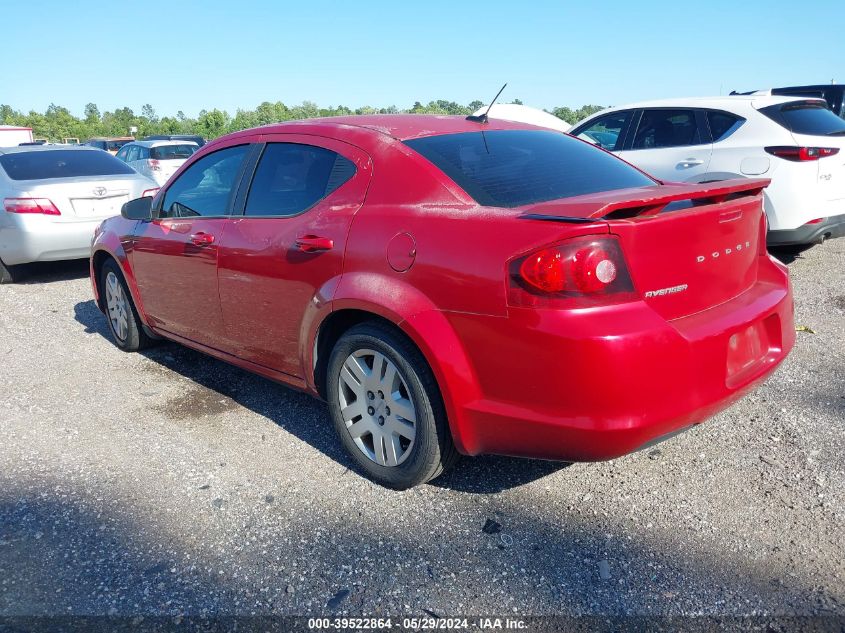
[0, 243, 843, 623]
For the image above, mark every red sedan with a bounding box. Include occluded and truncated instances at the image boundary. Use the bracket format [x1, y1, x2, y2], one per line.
[90, 115, 794, 488]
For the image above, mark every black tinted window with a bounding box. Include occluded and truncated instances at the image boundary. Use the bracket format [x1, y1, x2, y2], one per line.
[245, 143, 357, 217]
[160, 145, 249, 218]
[632, 110, 703, 149]
[573, 111, 632, 151]
[107, 140, 131, 152]
[405, 130, 655, 208]
[760, 101, 845, 136]
[151, 144, 197, 160]
[0, 149, 136, 180]
[707, 111, 745, 142]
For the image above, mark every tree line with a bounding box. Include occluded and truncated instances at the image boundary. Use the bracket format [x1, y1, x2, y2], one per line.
[0, 100, 607, 142]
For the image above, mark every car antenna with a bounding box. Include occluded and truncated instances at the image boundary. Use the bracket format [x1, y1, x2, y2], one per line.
[466, 83, 507, 123]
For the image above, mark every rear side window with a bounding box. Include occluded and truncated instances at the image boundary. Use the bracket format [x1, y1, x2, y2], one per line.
[244, 143, 357, 217]
[0, 149, 136, 180]
[151, 144, 197, 160]
[760, 101, 845, 136]
[404, 130, 656, 208]
[632, 110, 703, 149]
[707, 111, 745, 142]
[160, 145, 249, 218]
[572, 111, 632, 151]
[107, 140, 131, 152]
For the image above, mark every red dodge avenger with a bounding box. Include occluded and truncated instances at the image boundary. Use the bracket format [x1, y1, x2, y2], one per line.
[90, 115, 794, 488]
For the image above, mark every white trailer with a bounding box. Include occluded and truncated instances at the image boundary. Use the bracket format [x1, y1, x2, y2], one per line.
[0, 125, 34, 147]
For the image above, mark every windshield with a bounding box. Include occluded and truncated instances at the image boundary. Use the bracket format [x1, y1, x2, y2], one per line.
[760, 101, 845, 136]
[404, 130, 656, 208]
[151, 144, 197, 160]
[0, 150, 136, 180]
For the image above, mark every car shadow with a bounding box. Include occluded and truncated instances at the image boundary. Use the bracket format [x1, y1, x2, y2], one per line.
[72, 299, 565, 493]
[10, 258, 90, 284]
[768, 244, 814, 265]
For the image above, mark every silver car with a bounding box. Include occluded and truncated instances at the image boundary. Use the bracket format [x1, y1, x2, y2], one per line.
[114, 140, 198, 187]
[0, 145, 157, 283]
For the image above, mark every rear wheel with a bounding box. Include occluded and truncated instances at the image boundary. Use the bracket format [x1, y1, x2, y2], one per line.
[326, 322, 458, 489]
[100, 259, 153, 352]
[0, 258, 18, 284]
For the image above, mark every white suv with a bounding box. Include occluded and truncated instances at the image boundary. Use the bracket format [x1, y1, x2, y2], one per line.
[570, 96, 845, 246]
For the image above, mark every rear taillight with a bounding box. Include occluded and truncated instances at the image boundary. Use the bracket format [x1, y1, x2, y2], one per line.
[806, 218, 824, 224]
[3, 197, 61, 216]
[141, 188, 160, 198]
[764, 146, 839, 161]
[149, 159, 161, 171]
[508, 236, 636, 308]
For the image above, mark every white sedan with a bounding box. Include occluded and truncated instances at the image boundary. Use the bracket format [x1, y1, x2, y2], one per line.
[115, 140, 198, 187]
[570, 96, 845, 246]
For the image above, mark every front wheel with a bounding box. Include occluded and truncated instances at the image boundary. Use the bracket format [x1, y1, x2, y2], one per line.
[100, 259, 153, 352]
[326, 322, 458, 489]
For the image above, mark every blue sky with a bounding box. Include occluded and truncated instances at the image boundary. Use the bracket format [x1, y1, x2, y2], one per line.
[3, 0, 841, 117]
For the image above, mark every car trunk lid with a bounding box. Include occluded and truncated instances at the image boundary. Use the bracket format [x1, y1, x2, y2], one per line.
[518, 179, 770, 320]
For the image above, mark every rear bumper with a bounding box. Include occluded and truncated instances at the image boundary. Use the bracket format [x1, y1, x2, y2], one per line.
[767, 213, 845, 246]
[0, 216, 101, 265]
[446, 259, 794, 461]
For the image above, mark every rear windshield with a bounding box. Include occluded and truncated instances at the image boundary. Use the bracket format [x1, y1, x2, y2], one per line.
[404, 130, 656, 208]
[760, 101, 845, 136]
[151, 144, 197, 160]
[0, 150, 136, 180]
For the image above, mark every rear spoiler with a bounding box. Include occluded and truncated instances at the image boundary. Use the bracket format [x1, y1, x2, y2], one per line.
[520, 178, 770, 223]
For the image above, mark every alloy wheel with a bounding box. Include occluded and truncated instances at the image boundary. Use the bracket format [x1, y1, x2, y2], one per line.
[337, 349, 417, 467]
[104, 271, 129, 342]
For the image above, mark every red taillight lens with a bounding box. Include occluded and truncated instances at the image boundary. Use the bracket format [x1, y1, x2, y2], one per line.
[3, 197, 61, 215]
[806, 218, 824, 224]
[764, 146, 839, 161]
[141, 188, 160, 198]
[149, 159, 161, 171]
[509, 236, 635, 308]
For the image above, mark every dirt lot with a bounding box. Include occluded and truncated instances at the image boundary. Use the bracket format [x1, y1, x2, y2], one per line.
[0, 242, 843, 623]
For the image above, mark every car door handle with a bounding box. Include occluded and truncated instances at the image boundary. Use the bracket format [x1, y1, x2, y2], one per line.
[677, 158, 705, 168]
[189, 232, 215, 246]
[295, 235, 333, 253]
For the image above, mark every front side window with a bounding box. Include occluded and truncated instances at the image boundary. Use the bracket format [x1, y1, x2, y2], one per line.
[244, 143, 357, 217]
[573, 111, 632, 151]
[632, 109, 703, 149]
[405, 130, 656, 208]
[707, 111, 745, 142]
[0, 149, 136, 181]
[160, 145, 249, 218]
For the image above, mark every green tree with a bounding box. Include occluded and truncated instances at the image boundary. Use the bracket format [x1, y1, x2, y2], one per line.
[197, 109, 229, 139]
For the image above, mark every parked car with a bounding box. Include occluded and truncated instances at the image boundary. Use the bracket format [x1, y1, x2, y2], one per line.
[470, 104, 570, 132]
[85, 137, 135, 155]
[570, 96, 845, 246]
[90, 115, 794, 488]
[143, 134, 206, 148]
[115, 140, 199, 186]
[732, 84, 845, 119]
[0, 146, 158, 283]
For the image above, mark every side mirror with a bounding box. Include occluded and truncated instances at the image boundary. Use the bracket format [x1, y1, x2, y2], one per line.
[121, 196, 153, 221]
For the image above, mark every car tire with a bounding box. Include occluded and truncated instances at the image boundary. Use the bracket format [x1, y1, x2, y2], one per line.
[0, 258, 18, 284]
[327, 322, 458, 489]
[99, 259, 153, 352]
